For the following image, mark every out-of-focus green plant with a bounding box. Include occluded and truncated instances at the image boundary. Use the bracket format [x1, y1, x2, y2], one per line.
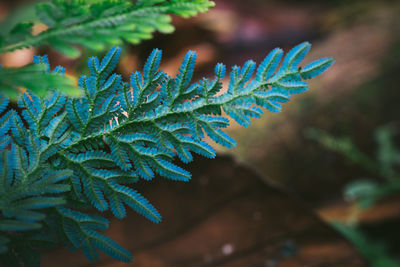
[332, 222, 399, 267]
[307, 125, 400, 266]
[307, 125, 400, 209]
[0, 0, 215, 99]
[0, 62, 79, 100]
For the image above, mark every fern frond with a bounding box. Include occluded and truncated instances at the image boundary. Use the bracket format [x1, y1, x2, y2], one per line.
[0, 0, 215, 57]
[0, 41, 333, 264]
[54, 42, 332, 220]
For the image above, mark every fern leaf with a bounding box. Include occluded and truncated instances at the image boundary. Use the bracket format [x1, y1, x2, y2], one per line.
[55, 207, 132, 262]
[0, 94, 9, 113]
[256, 48, 283, 82]
[174, 50, 197, 99]
[149, 158, 191, 181]
[110, 182, 161, 222]
[300, 57, 335, 79]
[281, 41, 311, 71]
[0, 220, 41, 231]
[0, 64, 78, 100]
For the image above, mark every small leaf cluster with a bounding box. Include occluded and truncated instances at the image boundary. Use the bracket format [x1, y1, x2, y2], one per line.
[0, 42, 333, 265]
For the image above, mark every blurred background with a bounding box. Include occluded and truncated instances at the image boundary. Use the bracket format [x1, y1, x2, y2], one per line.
[1, 0, 400, 266]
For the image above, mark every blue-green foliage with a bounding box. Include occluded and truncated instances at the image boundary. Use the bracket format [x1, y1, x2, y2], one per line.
[0, 42, 333, 265]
